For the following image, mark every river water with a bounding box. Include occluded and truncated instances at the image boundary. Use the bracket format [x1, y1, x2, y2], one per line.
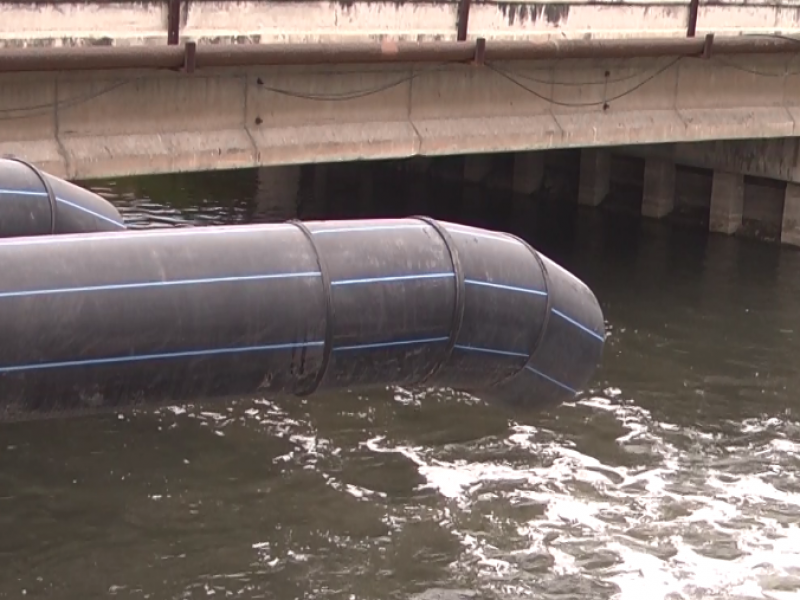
[2, 160, 800, 600]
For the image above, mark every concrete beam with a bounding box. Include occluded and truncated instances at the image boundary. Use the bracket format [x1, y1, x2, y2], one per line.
[578, 149, 610, 207]
[782, 182, 800, 246]
[464, 155, 493, 184]
[252, 165, 300, 222]
[513, 152, 544, 195]
[6, 0, 800, 48]
[642, 157, 675, 218]
[3, 52, 800, 180]
[709, 171, 744, 235]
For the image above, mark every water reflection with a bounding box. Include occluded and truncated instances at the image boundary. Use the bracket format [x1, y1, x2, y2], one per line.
[2, 158, 800, 599]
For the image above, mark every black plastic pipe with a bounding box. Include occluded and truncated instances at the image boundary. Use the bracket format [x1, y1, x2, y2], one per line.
[0, 157, 125, 237]
[0, 218, 605, 422]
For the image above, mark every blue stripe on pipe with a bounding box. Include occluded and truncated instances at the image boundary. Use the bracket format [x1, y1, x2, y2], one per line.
[552, 308, 605, 342]
[0, 341, 325, 374]
[312, 224, 428, 235]
[333, 336, 449, 352]
[447, 228, 522, 246]
[0, 188, 125, 229]
[55, 197, 126, 229]
[454, 344, 530, 358]
[0, 223, 299, 248]
[525, 365, 577, 394]
[0, 272, 322, 300]
[331, 273, 454, 286]
[0, 188, 48, 197]
[464, 279, 546, 296]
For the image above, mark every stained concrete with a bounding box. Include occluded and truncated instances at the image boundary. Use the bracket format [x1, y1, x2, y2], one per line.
[710, 171, 744, 235]
[4, 0, 800, 48]
[578, 150, 610, 207]
[642, 158, 675, 219]
[3, 52, 800, 180]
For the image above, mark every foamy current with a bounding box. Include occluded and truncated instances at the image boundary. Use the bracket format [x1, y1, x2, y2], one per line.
[122, 381, 800, 600]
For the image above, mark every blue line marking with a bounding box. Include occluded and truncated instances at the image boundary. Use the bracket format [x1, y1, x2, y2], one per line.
[446, 228, 522, 246]
[525, 365, 577, 394]
[0, 223, 299, 248]
[0, 188, 47, 197]
[552, 308, 605, 342]
[0, 341, 325, 374]
[312, 224, 427, 235]
[465, 279, 546, 296]
[0, 189, 125, 228]
[454, 344, 529, 358]
[0, 272, 322, 300]
[332, 273, 454, 286]
[333, 336, 449, 352]
[56, 197, 126, 229]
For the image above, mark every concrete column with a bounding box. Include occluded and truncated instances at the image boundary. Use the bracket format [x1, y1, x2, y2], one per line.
[359, 169, 374, 214]
[782, 182, 800, 246]
[578, 149, 610, 207]
[253, 165, 300, 222]
[709, 171, 744, 235]
[313, 164, 328, 200]
[463, 154, 493, 184]
[512, 152, 544, 195]
[405, 156, 433, 174]
[642, 158, 675, 218]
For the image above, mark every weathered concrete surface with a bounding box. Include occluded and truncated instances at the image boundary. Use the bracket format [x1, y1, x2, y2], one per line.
[3, 0, 800, 48]
[710, 171, 744, 235]
[578, 149, 610, 207]
[642, 157, 675, 218]
[3, 52, 800, 180]
[617, 139, 800, 186]
[782, 182, 800, 246]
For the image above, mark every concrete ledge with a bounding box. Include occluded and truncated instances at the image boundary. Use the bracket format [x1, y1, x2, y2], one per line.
[3, 0, 800, 48]
[4, 54, 800, 179]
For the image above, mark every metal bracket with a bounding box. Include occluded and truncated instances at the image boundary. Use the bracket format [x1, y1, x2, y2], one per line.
[167, 0, 181, 45]
[687, 0, 699, 37]
[473, 38, 486, 66]
[702, 33, 714, 59]
[456, 0, 472, 42]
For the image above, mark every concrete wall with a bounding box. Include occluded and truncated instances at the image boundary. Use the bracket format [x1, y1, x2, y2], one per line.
[619, 139, 800, 185]
[2, 0, 800, 48]
[3, 52, 800, 180]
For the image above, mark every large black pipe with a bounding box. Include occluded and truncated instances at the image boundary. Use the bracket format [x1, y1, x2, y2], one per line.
[0, 157, 125, 237]
[0, 218, 605, 422]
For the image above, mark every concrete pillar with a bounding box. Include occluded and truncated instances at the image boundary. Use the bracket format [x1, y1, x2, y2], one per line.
[642, 158, 675, 218]
[359, 169, 374, 214]
[253, 165, 300, 222]
[512, 152, 544, 195]
[313, 164, 328, 200]
[463, 154, 493, 184]
[405, 156, 433, 174]
[782, 182, 800, 246]
[578, 149, 610, 207]
[709, 171, 744, 235]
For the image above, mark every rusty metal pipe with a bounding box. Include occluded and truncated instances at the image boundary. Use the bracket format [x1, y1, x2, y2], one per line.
[0, 36, 798, 74]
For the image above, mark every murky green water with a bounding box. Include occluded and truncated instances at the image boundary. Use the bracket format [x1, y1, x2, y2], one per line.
[2, 160, 800, 600]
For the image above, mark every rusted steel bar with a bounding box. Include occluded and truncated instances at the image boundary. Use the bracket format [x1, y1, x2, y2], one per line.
[702, 33, 714, 58]
[473, 37, 486, 65]
[167, 0, 181, 45]
[0, 36, 799, 73]
[456, 0, 471, 42]
[687, 0, 700, 37]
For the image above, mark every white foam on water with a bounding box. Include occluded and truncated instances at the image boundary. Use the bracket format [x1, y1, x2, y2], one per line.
[362, 389, 800, 600]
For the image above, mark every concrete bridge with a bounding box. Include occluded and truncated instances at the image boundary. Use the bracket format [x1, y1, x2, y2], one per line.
[4, 0, 800, 247]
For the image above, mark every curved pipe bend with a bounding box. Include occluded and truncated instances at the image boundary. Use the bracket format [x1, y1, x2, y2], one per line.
[0, 217, 604, 421]
[0, 157, 125, 238]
